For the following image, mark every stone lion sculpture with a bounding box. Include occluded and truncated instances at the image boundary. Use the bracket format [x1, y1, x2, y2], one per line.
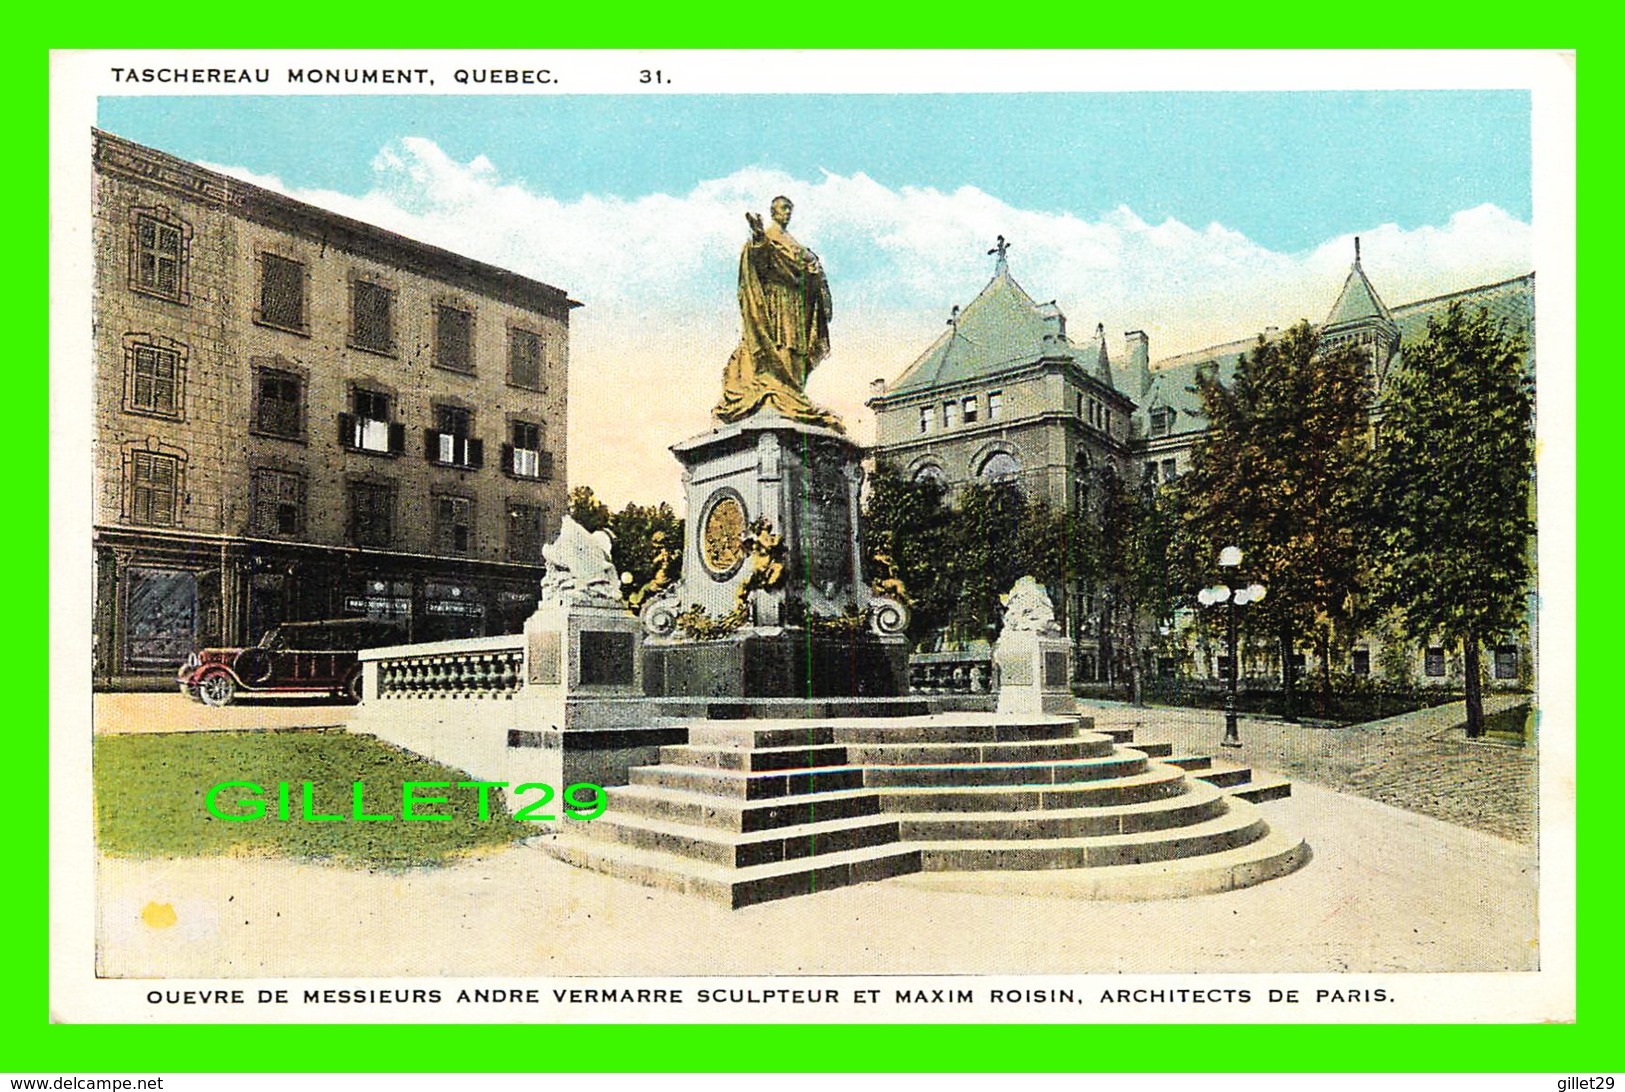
[1000, 576, 1061, 636]
[538, 515, 620, 606]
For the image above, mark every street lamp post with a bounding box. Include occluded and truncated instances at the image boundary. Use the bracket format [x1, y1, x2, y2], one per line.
[1197, 546, 1267, 749]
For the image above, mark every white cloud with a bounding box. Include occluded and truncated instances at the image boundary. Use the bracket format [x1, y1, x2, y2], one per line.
[206, 141, 1533, 509]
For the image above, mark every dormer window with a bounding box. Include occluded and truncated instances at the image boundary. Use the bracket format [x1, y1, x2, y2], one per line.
[1150, 408, 1175, 437]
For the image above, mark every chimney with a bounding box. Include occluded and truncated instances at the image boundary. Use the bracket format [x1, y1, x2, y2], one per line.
[869, 378, 887, 397]
[1264, 325, 1280, 340]
[1125, 330, 1151, 398]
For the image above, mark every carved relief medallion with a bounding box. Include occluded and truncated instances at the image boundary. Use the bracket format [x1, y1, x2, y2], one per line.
[700, 492, 748, 579]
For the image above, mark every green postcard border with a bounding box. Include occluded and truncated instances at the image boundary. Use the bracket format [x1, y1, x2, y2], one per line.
[21, 9, 1600, 1076]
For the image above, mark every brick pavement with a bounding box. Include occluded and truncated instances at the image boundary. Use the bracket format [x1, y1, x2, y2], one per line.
[1081, 695, 1537, 844]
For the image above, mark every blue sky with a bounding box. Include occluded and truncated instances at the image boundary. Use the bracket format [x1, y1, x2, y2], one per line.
[94, 90, 1536, 505]
[98, 91, 1529, 254]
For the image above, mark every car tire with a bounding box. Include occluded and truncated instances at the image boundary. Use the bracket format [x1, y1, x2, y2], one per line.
[197, 672, 237, 708]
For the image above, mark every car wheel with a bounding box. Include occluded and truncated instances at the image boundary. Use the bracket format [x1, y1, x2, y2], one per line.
[345, 672, 364, 704]
[197, 673, 237, 708]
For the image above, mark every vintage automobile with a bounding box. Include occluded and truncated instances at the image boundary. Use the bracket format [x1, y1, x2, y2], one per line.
[177, 618, 409, 707]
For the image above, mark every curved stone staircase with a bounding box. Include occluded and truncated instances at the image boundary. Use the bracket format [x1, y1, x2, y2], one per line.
[543, 712, 1307, 908]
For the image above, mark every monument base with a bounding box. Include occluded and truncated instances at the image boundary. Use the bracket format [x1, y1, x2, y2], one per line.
[642, 630, 908, 699]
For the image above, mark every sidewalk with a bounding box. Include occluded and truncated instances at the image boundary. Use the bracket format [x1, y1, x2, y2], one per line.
[1080, 695, 1536, 844]
[92, 692, 354, 735]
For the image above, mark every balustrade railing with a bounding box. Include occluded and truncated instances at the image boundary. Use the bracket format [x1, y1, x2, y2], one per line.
[366, 637, 526, 699]
[909, 652, 993, 694]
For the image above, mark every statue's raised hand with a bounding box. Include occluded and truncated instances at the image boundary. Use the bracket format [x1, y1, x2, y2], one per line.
[746, 211, 765, 239]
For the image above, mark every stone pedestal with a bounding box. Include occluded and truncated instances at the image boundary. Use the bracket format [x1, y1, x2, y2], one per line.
[641, 413, 909, 698]
[994, 630, 1075, 715]
[522, 601, 643, 696]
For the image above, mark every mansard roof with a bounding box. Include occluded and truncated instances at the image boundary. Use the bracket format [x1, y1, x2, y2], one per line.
[886, 262, 1114, 397]
[1135, 272, 1534, 441]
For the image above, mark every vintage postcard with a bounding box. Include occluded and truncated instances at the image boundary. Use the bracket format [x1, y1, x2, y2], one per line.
[48, 49, 1576, 1024]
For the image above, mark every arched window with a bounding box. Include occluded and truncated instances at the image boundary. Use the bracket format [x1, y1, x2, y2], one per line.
[980, 452, 1019, 485]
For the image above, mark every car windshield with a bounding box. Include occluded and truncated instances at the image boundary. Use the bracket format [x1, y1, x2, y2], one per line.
[257, 627, 286, 650]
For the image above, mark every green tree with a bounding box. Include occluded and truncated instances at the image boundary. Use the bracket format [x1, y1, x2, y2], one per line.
[862, 467, 959, 644]
[608, 500, 684, 603]
[1179, 321, 1374, 718]
[566, 487, 683, 607]
[1096, 464, 1178, 704]
[568, 485, 612, 532]
[1372, 302, 1533, 737]
[862, 471, 1092, 649]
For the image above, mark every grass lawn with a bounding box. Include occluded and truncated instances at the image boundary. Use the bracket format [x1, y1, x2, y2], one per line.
[94, 729, 530, 868]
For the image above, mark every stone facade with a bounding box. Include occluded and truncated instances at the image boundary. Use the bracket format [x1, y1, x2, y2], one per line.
[870, 243, 1536, 692]
[92, 130, 576, 686]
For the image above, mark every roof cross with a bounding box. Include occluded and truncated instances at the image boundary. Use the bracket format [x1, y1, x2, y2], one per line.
[988, 235, 1011, 270]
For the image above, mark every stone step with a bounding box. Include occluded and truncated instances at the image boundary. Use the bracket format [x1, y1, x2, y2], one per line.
[1131, 740, 1175, 758]
[830, 716, 1090, 745]
[875, 764, 1190, 812]
[915, 806, 1269, 871]
[895, 781, 1231, 841]
[1193, 764, 1254, 789]
[604, 783, 885, 832]
[860, 753, 1149, 789]
[628, 763, 866, 799]
[1223, 772, 1293, 803]
[543, 835, 922, 909]
[657, 742, 851, 772]
[577, 808, 901, 868]
[895, 823, 1310, 901]
[842, 735, 1116, 766]
[685, 723, 837, 749]
[1164, 754, 1214, 771]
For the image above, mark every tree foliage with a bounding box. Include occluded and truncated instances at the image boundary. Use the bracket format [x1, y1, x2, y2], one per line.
[566, 486, 684, 603]
[1095, 464, 1179, 701]
[1372, 302, 1533, 735]
[862, 468, 1092, 647]
[1178, 321, 1374, 715]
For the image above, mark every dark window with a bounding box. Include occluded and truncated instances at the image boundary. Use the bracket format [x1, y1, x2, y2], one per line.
[1494, 645, 1519, 680]
[1352, 649, 1371, 676]
[918, 406, 932, 434]
[507, 419, 545, 479]
[132, 212, 185, 300]
[436, 404, 472, 437]
[251, 468, 305, 536]
[1425, 647, 1446, 677]
[253, 369, 305, 440]
[943, 400, 959, 429]
[1143, 461, 1157, 484]
[258, 253, 306, 332]
[350, 279, 394, 354]
[129, 451, 179, 526]
[345, 389, 396, 454]
[962, 396, 978, 424]
[129, 343, 181, 418]
[988, 390, 1003, 420]
[507, 502, 545, 563]
[428, 405, 482, 468]
[509, 328, 542, 389]
[1161, 459, 1178, 484]
[349, 481, 394, 548]
[1150, 408, 1174, 437]
[436, 305, 473, 372]
[435, 495, 474, 555]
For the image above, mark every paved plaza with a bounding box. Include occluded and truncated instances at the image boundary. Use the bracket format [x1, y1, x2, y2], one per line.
[88, 692, 1546, 977]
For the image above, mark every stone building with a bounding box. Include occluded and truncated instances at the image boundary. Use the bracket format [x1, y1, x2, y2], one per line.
[870, 237, 1535, 689]
[866, 246, 1140, 676]
[92, 130, 576, 688]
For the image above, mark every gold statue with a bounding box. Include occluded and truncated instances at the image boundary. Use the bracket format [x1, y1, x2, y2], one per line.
[713, 196, 844, 431]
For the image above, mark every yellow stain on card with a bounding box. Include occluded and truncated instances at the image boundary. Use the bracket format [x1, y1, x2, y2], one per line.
[141, 901, 177, 929]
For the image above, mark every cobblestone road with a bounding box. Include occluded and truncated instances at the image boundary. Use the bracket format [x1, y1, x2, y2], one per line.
[1083, 696, 1539, 845]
